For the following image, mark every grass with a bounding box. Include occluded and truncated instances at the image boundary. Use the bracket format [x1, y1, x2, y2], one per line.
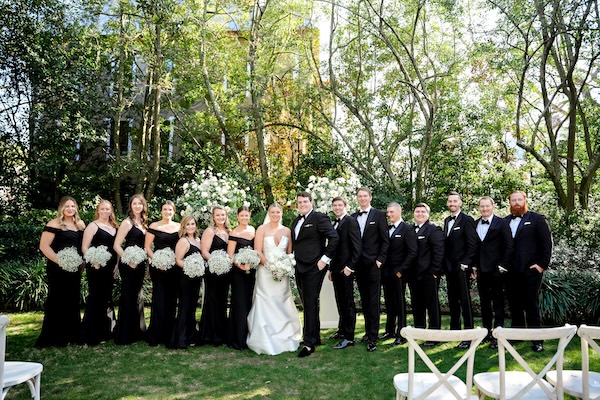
[2, 311, 597, 399]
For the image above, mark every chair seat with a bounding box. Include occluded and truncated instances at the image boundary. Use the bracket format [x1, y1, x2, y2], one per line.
[3, 361, 44, 387]
[474, 371, 554, 399]
[546, 370, 600, 399]
[394, 372, 478, 399]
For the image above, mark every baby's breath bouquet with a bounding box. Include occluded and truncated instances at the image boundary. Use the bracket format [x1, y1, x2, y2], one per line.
[121, 245, 147, 266]
[234, 247, 260, 273]
[265, 252, 296, 281]
[84, 245, 112, 268]
[151, 248, 176, 271]
[56, 247, 83, 272]
[183, 253, 206, 278]
[207, 249, 232, 275]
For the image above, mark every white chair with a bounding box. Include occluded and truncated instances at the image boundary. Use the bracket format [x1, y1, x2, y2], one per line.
[1, 315, 43, 400]
[393, 326, 488, 399]
[546, 324, 600, 400]
[473, 324, 577, 400]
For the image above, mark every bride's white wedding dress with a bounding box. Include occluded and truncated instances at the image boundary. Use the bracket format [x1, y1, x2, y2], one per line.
[247, 235, 301, 355]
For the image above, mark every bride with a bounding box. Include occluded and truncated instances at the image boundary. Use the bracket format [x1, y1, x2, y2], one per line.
[247, 203, 302, 355]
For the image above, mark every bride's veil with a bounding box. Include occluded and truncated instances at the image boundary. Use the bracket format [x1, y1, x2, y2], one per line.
[263, 203, 283, 227]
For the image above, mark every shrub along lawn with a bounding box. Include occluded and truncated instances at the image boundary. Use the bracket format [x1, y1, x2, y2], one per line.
[2, 311, 596, 399]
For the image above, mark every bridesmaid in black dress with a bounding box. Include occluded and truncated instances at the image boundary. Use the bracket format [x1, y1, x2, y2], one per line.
[198, 205, 230, 345]
[169, 215, 202, 349]
[81, 199, 118, 345]
[36, 196, 86, 347]
[227, 206, 256, 350]
[145, 200, 180, 346]
[113, 194, 148, 345]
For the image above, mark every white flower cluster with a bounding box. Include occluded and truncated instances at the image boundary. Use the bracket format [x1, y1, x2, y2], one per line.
[121, 245, 148, 266]
[151, 248, 176, 271]
[177, 169, 251, 224]
[183, 253, 206, 278]
[84, 245, 112, 268]
[56, 247, 83, 272]
[304, 174, 362, 214]
[207, 249, 233, 275]
[234, 247, 260, 269]
[265, 251, 296, 281]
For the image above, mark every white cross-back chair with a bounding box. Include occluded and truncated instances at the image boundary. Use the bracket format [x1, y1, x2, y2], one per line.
[1, 315, 43, 400]
[546, 324, 600, 400]
[473, 324, 577, 400]
[393, 326, 488, 400]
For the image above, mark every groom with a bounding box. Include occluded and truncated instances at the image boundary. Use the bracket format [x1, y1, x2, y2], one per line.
[292, 191, 339, 357]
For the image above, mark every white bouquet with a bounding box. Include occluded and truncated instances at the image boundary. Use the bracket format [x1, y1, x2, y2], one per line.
[56, 247, 83, 272]
[151, 248, 176, 271]
[265, 252, 296, 281]
[207, 249, 233, 275]
[121, 245, 147, 266]
[183, 253, 206, 278]
[234, 247, 260, 271]
[84, 245, 112, 268]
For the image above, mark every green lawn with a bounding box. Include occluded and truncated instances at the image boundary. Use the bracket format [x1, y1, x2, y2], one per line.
[2, 311, 596, 399]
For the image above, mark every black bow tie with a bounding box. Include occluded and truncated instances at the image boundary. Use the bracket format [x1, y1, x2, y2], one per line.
[449, 215, 456, 221]
[388, 224, 395, 230]
[298, 215, 305, 220]
[511, 214, 522, 220]
[481, 219, 489, 225]
[358, 210, 368, 216]
[333, 218, 341, 223]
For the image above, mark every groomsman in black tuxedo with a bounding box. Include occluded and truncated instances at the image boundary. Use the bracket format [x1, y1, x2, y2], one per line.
[505, 190, 552, 352]
[292, 191, 339, 357]
[443, 192, 477, 348]
[352, 187, 389, 352]
[474, 196, 513, 349]
[408, 203, 444, 344]
[329, 196, 362, 349]
[380, 202, 417, 345]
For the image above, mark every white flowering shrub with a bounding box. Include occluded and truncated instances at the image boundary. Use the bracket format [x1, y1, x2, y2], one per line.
[177, 169, 251, 224]
[304, 174, 362, 215]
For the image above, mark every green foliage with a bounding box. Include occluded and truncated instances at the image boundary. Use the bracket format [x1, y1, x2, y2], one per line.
[0, 258, 48, 311]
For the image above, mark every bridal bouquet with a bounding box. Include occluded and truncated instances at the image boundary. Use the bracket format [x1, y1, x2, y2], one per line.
[84, 245, 112, 268]
[121, 245, 147, 266]
[265, 252, 296, 281]
[151, 248, 176, 271]
[207, 249, 232, 275]
[56, 247, 83, 272]
[183, 253, 206, 278]
[234, 247, 260, 272]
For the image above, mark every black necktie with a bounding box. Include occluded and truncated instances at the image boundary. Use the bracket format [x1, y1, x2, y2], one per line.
[358, 210, 368, 216]
[481, 219, 489, 225]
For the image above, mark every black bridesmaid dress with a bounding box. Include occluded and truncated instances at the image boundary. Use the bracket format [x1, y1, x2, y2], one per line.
[81, 223, 117, 345]
[168, 239, 202, 349]
[198, 235, 230, 345]
[114, 225, 147, 345]
[145, 228, 180, 346]
[227, 236, 256, 350]
[35, 226, 83, 347]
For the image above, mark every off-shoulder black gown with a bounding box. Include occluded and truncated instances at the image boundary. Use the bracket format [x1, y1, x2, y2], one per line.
[81, 223, 117, 345]
[198, 235, 230, 345]
[227, 236, 256, 350]
[169, 239, 202, 349]
[146, 228, 180, 346]
[35, 226, 83, 347]
[114, 225, 146, 345]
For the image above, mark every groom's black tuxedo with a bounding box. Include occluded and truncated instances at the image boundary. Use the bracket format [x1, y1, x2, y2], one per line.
[291, 209, 339, 348]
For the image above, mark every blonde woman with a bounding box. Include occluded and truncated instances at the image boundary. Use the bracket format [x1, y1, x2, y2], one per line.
[36, 196, 86, 347]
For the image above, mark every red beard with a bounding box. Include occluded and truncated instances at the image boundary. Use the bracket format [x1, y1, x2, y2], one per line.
[510, 204, 528, 216]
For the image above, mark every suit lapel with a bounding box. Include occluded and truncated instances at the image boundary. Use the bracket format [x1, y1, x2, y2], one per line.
[337, 215, 347, 231]
[515, 212, 529, 238]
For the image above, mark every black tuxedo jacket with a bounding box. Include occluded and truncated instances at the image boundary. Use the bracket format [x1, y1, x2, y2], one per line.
[381, 221, 418, 279]
[329, 215, 362, 274]
[410, 221, 444, 281]
[474, 215, 513, 274]
[504, 211, 552, 273]
[443, 212, 478, 273]
[291, 209, 339, 274]
[351, 208, 389, 266]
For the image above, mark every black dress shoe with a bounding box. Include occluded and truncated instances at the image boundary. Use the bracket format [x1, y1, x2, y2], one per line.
[457, 340, 471, 349]
[482, 334, 492, 343]
[328, 332, 341, 340]
[489, 338, 498, 349]
[298, 345, 314, 357]
[367, 341, 377, 352]
[359, 335, 369, 343]
[424, 340, 437, 347]
[532, 342, 544, 352]
[333, 339, 354, 349]
[392, 337, 405, 346]
[378, 333, 392, 341]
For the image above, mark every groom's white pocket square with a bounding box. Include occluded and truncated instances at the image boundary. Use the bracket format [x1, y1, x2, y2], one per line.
[304, 224, 313, 228]
[369, 221, 375, 225]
